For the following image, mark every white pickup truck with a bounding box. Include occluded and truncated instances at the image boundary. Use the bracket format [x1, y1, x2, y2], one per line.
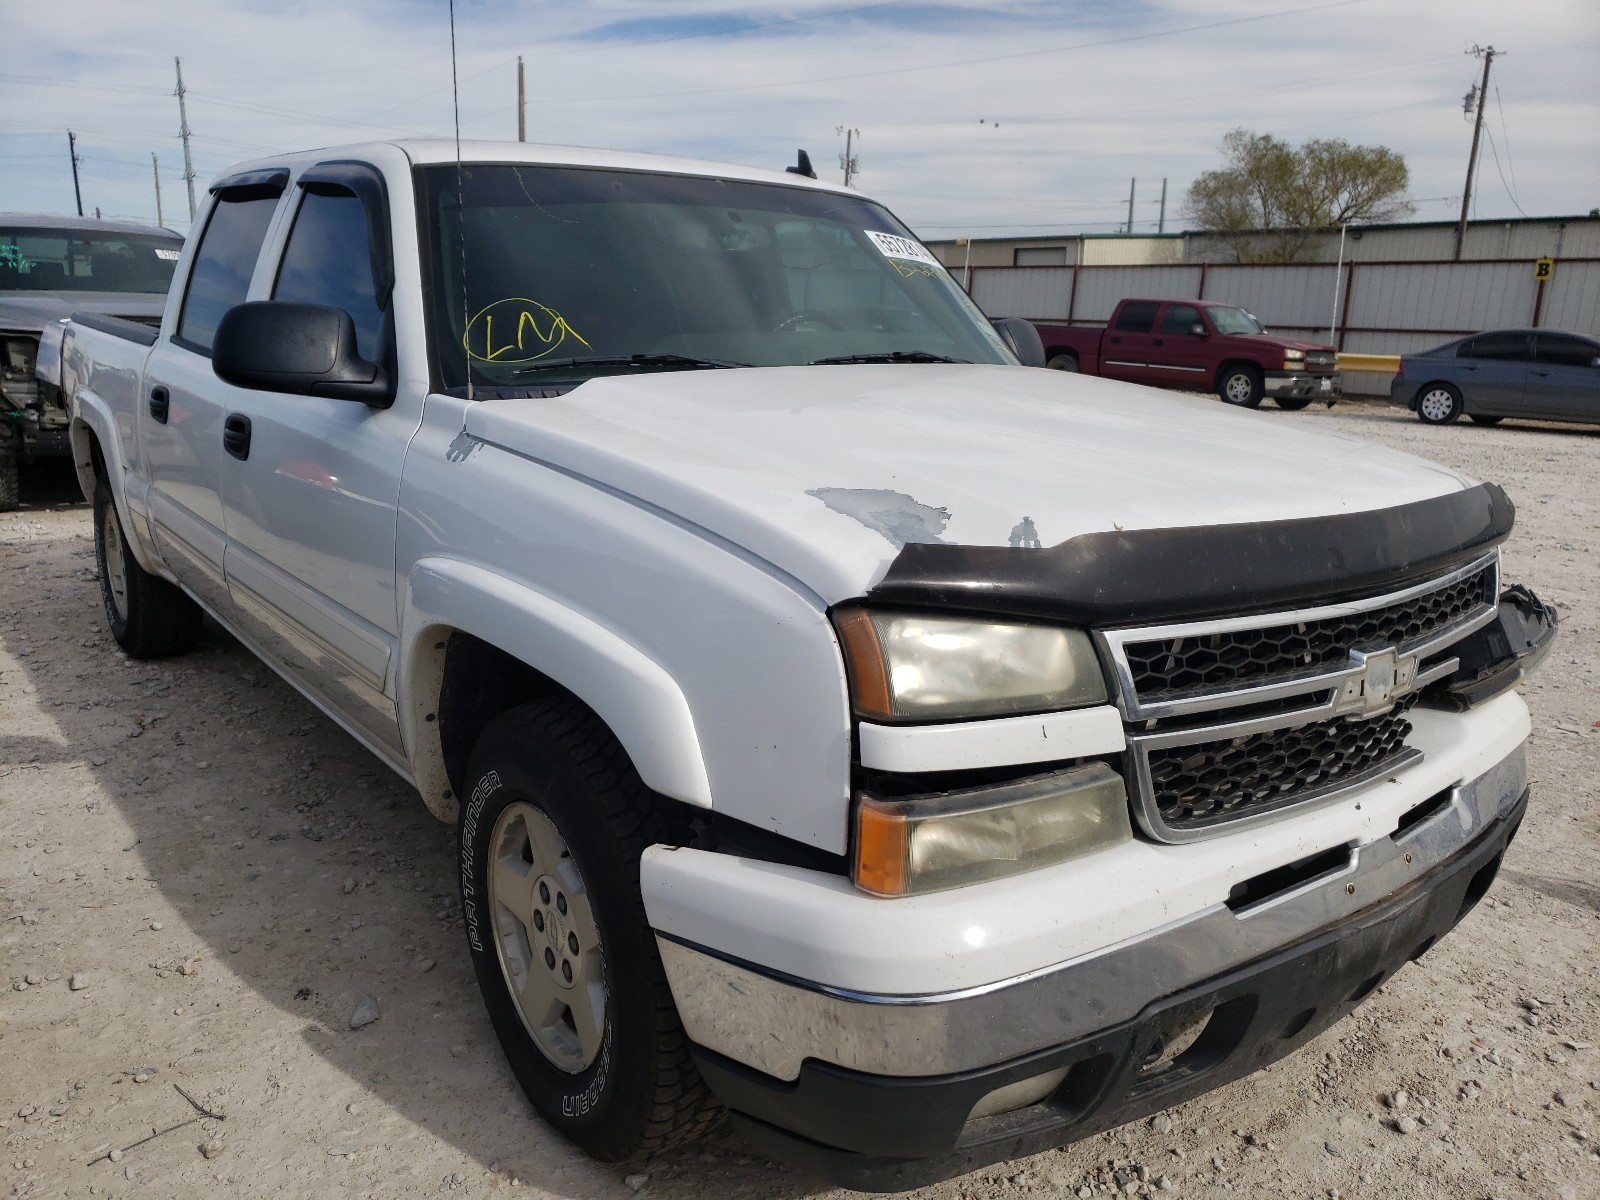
[52, 140, 1556, 1190]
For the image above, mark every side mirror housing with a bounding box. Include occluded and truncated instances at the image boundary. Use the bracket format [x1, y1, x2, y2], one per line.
[213, 301, 393, 406]
[991, 317, 1046, 368]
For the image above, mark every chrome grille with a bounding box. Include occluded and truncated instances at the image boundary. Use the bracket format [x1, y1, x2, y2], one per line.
[1146, 702, 1418, 834]
[1100, 553, 1499, 842]
[1122, 565, 1495, 703]
[1306, 350, 1338, 370]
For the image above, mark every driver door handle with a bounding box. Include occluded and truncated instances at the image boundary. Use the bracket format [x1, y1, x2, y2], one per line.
[223, 414, 252, 461]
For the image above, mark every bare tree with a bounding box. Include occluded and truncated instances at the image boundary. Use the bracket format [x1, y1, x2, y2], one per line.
[1185, 129, 1414, 263]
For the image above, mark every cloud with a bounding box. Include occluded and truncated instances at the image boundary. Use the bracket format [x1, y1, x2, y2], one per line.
[1, 0, 1595, 237]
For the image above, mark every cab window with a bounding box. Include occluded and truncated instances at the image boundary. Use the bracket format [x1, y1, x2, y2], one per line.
[176, 193, 280, 354]
[1114, 301, 1160, 333]
[273, 189, 384, 362]
[1160, 304, 1204, 336]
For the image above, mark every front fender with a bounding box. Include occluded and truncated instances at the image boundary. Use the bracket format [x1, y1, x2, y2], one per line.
[398, 556, 715, 822]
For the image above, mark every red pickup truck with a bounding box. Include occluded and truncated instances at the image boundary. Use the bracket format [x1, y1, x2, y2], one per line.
[1033, 298, 1341, 410]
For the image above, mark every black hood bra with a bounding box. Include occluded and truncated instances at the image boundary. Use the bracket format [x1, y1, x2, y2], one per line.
[869, 483, 1515, 627]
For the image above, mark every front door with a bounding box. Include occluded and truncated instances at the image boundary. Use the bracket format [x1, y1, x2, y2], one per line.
[217, 165, 417, 757]
[1527, 333, 1600, 423]
[1148, 302, 1213, 389]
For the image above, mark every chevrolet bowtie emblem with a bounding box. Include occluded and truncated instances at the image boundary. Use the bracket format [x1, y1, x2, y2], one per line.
[1336, 647, 1419, 718]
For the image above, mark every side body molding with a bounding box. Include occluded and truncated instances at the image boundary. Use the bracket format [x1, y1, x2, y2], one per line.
[399, 557, 715, 822]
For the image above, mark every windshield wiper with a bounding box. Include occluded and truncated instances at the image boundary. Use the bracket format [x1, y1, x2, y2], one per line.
[504, 353, 750, 378]
[810, 351, 965, 365]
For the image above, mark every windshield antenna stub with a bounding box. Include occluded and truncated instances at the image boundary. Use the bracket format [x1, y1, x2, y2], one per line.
[785, 150, 817, 180]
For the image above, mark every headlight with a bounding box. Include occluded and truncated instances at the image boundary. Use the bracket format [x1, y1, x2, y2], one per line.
[834, 608, 1107, 721]
[1282, 348, 1305, 367]
[854, 763, 1131, 896]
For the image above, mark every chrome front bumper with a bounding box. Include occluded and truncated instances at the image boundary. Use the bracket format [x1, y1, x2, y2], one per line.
[1264, 371, 1341, 398]
[657, 742, 1526, 1082]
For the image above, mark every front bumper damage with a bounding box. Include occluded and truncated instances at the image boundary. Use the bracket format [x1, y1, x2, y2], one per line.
[1264, 370, 1341, 400]
[658, 744, 1529, 1190]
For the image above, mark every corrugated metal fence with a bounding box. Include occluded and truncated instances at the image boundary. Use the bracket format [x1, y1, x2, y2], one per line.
[969, 258, 1600, 393]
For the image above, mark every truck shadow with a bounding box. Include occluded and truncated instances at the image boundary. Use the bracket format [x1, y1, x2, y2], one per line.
[7, 552, 831, 1198]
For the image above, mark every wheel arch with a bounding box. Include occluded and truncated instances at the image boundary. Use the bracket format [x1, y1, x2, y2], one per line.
[1408, 379, 1458, 411]
[1213, 358, 1263, 390]
[398, 557, 715, 824]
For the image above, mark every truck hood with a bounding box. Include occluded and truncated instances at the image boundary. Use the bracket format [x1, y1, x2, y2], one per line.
[462, 364, 1476, 604]
[0, 291, 165, 335]
[1238, 332, 1336, 354]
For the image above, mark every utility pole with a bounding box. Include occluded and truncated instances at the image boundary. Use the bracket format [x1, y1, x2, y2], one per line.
[1158, 178, 1168, 235]
[1454, 45, 1497, 261]
[837, 127, 860, 187]
[174, 56, 197, 221]
[1126, 178, 1136, 234]
[67, 131, 84, 217]
[152, 153, 164, 227]
[517, 56, 526, 142]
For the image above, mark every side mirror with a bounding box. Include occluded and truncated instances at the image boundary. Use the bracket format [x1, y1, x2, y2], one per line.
[213, 301, 392, 406]
[991, 317, 1046, 368]
[1189, 323, 1207, 337]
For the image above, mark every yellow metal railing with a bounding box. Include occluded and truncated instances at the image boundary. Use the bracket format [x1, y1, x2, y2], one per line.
[1336, 353, 1402, 374]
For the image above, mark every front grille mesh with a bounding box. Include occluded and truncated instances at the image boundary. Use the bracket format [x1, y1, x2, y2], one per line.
[1146, 702, 1415, 833]
[1123, 566, 1493, 701]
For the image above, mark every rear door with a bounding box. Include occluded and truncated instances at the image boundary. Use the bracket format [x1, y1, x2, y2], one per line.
[216, 161, 416, 757]
[1527, 333, 1600, 423]
[1452, 331, 1531, 415]
[141, 171, 288, 610]
[1147, 302, 1212, 389]
[1099, 300, 1161, 384]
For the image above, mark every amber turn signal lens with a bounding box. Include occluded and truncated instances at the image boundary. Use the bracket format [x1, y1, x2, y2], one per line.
[833, 606, 893, 718]
[854, 800, 909, 897]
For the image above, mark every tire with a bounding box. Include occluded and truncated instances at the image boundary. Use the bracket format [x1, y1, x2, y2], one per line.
[1217, 364, 1264, 407]
[458, 699, 720, 1161]
[1046, 354, 1080, 372]
[0, 451, 17, 513]
[1469, 414, 1503, 426]
[93, 475, 203, 658]
[1415, 383, 1464, 425]
[1273, 395, 1314, 411]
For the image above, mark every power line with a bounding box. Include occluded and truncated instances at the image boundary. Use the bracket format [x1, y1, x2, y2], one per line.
[1492, 84, 1523, 210]
[1482, 124, 1528, 217]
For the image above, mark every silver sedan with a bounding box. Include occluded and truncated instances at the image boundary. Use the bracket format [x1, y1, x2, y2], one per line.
[1392, 328, 1600, 426]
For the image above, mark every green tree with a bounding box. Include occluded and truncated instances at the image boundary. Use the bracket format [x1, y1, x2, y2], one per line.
[1184, 129, 1414, 263]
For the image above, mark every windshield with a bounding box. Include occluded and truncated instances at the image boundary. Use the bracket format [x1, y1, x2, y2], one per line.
[1207, 305, 1265, 335]
[0, 228, 182, 294]
[419, 164, 1011, 391]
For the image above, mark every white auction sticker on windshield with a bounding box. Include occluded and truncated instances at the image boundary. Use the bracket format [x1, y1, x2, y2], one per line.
[154, 248, 181, 261]
[864, 231, 940, 266]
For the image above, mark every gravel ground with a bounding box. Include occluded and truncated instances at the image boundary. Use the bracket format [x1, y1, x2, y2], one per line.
[2, 399, 1598, 1200]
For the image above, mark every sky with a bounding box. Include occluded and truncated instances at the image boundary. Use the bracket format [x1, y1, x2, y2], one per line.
[2, 0, 1597, 239]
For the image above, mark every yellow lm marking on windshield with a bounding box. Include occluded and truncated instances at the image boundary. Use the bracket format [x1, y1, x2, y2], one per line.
[465, 298, 592, 364]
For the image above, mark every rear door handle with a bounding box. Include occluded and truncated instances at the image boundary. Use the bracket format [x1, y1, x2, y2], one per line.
[148, 386, 170, 423]
[1153, 338, 1165, 346]
[223, 414, 252, 461]
[1462, 365, 1479, 372]
[1532, 369, 1550, 376]
[1109, 336, 1122, 344]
